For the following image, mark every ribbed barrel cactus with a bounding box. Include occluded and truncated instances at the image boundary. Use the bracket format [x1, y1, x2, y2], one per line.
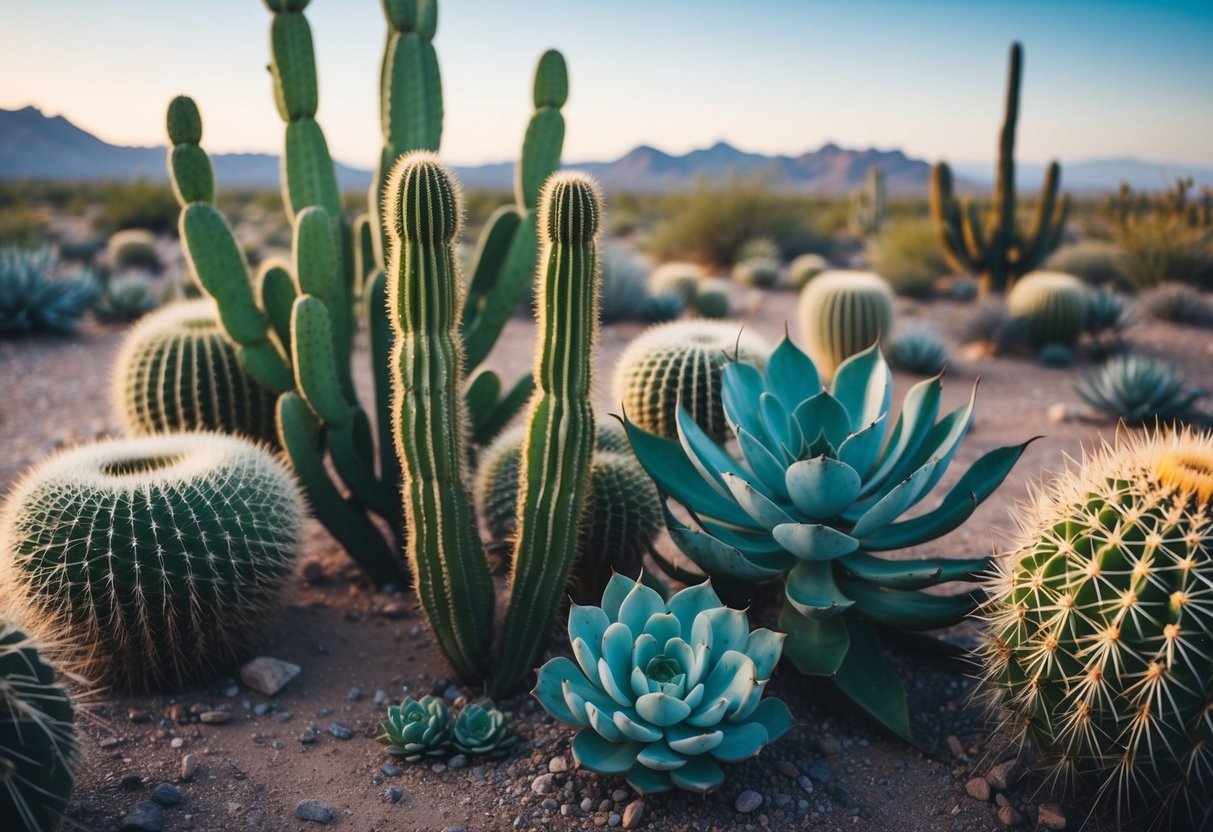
[113, 299, 279, 442]
[979, 428, 1213, 829]
[797, 270, 894, 378]
[789, 253, 829, 290]
[612, 320, 773, 443]
[452, 701, 516, 758]
[377, 695, 452, 762]
[648, 263, 701, 305]
[693, 278, 730, 319]
[732, 257, 779, 288]
[0, 433, 304, 690]
[625, 338, 1031, 737]
[0, 619, 77, 832]
[1006, 271, 1087, 347]
[534, 574, 792, 794]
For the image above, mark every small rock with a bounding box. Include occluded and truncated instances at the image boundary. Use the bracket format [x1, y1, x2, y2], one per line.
[995, 793, 1012, 809]
[775, 759, 799, 778]
[380, 764, 402, 777]
[348, 687, 361, 701]
[946, 735, 965, 759]
[806, 764, 831, 783]
[448, 754, 467, 769]
[548, 756, 569, 774]
[611, 789, 629, 803]
[328, 721, 354, 740]
[150, 783, 182, 807]
[541, 798, 558, 811]
[1037, 802, 1066, 830]
[442, 685, 463, 703]
[622, 800, 645, 829]
[200, 711, 231, 725]
[374, 689, 388, 706]
[294, 799, 333, 824]
[170, 738, 185, 749]
[735, 790, 763, 814]
[301, 560, 327, 583]
[121, 773, 143, 790]
[384, 786, 403, 804]
[580, 797, 594, 812]
[224, 685, 240, 698]
[608, 813, 621, 828]
[240, 657, 301, 696]
[299, 728, 320, 745]
[774, 793, 791, 808]
[532, 773, 557, 795]
[1047, 403, 1072, 424]
[120, 801, 164, 832]
[987, 759, 1022, 791]
[127, 708, 151, 724]
[253, 703, 272, 716]
[180, 754, 197, 781]
[798, 775, 814, 795]
[998, 805, 1023, 827]
[965, 777, 991, 802]
[817, 736, 842, 755]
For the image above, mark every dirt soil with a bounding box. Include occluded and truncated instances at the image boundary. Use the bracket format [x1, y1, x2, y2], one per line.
[2, 285, 1210, 832]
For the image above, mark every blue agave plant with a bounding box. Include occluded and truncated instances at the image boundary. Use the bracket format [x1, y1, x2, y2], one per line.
[624, 338, 1031, 738]
[534, 574, 792, 794]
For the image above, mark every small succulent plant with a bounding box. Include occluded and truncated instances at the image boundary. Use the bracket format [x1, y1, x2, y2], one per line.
[1007, 271, 1087, 348]
[0, 247, 99, 336]
[534, 574, 792, 795]
[625, 338, 1030, 737]
[648, 262, 701, 305]
[732, 257, 780, 288]
[1077, 354, 1207, 425]
[887, 325, 948, 376]
[452, 701, 517, 758]
[693, 278, 730, 319]
[378, 696, 453, 762]
[94, 273, 160, 323]
[1083, 287, 1134, 357]
[643, 290, 686, 323]
[735, 237, 781, 263]
[1036, 342, 1076, 368]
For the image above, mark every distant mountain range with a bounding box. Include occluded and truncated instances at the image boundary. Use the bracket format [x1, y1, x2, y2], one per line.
[3, 106, 1210, 194]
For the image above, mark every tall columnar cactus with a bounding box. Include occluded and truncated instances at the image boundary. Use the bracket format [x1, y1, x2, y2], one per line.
[980, 428, 1213, 829]
[494, 172, 603, 693]
[1006, 271, 1087, 347]
[386, 154, 496, 683]
[0, 433, 304, 691]
[850, 165, 886, 238]
[797, 270, 894, 378]
[112, 299, 279, 443]
[0, 619, 77, 832]
[612, 320, 774, 443]
[929, 42, 1069, 295]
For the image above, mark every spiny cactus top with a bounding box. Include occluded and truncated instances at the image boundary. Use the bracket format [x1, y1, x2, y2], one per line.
[0, 433, 304, 691]
[625, 338, 1030, 738]
[534, 574, 792, 794]
[980, 428, 1213, 829]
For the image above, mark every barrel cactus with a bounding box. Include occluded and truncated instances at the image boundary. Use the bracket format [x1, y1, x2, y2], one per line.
[1007, 271, 1087, 347]
[534, 574, 792, 794]
[887, 325, 948, 376]
[693, 278, 730, 319]
[0, 619, 77, 832]
[112, 299, 280, 442]
[0, 433, 304, 690]
[612, 320, 773, 443]
[649, 263, 701, 305]
[979, 428, 1213, 829]
[452, 701, 517, 758]
[789, 253, 829, 290]
[1077, 354, 1207, 425]
[797, 270, 894, 378]
[732, 257, 779, 288]
[106, 228, 161, 273]
[644, 291, 686, 323]
[625, 339, 1030, 737]
[377, 696, 452, 762]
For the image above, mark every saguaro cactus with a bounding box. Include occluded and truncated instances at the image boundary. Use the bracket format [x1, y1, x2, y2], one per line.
[929, 42, 1068, 295]
[494, 172, 602, 692]
[850, 165, 886, 237]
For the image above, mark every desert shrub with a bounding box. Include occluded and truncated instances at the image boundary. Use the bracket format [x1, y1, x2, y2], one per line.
[93, 180, 179, 235]
[0, 247, 99, 336]
[1138, 282, 1213, 327]
[1044, 239, 1130, 289]
[94, 273, 161, 323]
[598, 243, 651, 323]
[869, 219, 948, 298]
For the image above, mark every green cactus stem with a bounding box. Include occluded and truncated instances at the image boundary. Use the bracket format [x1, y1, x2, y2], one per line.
[797, 270, 894, 378]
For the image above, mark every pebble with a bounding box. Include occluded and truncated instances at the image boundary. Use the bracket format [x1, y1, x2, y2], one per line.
[374, 689, 388, 705]
[806, 764, 831, 783]
[150, 783, 182, 807]
[294, 799, 333, 824]
[200, 711, 231, 725]
[1047, 403, 1072, 424]
[384, 786, 403, 804]
[170, 737, 184, 749]
[798, 775, 814, 795]
[299, 728, 320, 745]
[127, 708, 151, 724]
[817, 737, 842, 755]
[986, 759, 1022, 791]
[581, 797, 594, 812]
[448, 754, 467, 769]
[1037, 802, 1067, 829]
[253, 703, 272, 716]
[965, 777, 991, 802]
[180, 754, 197, 781]
[622, 800, 645, 829]
[611, 789, 629, 803]
[532, 773, 557, 795]
[121, 773, 143, 790]
[735, 790, 762, 814]
[224, 685, 240, 698]
[541, 798, 558, 811]
[548, 756, 569, 773]
[381, 763, 403, 777]
[608, 813, 621, 827]
[120, 801, 164, 832]
[775, 759, 799, 778]
[998, 804, 1023, 826]
[348, 687, 361, 701]
[946, 735, 966, 759]
[442, 685, 463, 702]
[328, 721, 354, 740]
[240, 657, 301, 696]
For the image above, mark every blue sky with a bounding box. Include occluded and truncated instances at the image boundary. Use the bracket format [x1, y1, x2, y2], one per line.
[2, 0, 1211, 168]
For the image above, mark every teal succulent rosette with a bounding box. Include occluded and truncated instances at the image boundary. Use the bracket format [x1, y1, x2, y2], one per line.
[377, 695, 452, 762]
[453, 700, 517, 758]
[534, 574, 792, 794]
[624, 337, 1031, 738]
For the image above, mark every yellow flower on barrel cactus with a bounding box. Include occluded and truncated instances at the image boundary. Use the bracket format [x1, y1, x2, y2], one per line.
[533, 574, 792, 795]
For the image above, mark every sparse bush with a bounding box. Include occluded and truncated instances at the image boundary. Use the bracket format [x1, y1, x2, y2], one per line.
[1138, 282, 1213, 327]
[1117, 217, 1213, 290]
[94, 273, 160, 323]
[93, 180, 179, 236]
[0, 247, 99, 336]
[1044, 239, 1130, 289]
[869, 219, 948, 298]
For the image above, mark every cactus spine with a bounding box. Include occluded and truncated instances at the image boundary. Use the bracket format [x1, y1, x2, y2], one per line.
[493, 172, 602, 694]
[386, 154, 495, 683]
[850, 165, 886, 237]
[796, 270, 895, 377]
[1006, 271, 1087, 347]
[929, 42, 1068, 295]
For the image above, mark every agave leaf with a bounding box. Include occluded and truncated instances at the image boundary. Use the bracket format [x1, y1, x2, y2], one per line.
[736, 428, 793, 499]
[864, 374, 942, 494]
[675, 404, 743, 500]
[601, 573, 638, 620]
[699, 515, 793, 557]
[572, 730, 642, 775]
[665, 723, 725, 755]
[600, 624, 637, 705]
[744, 696, 794, 744]
[773, 523, 860, 562]
[792, 390, 852, 450]
[667, 756, 724, 794]
[721, 361, 769, 442]
[695, 607, 750, 656]
[836, 574, 981, 630]
[833, 615, 912, 740]
[830, 341, 891, 431]
[612, 710, 663, 742]
[664, 580, 720, 635]
[744, 628, 786, 681]
[778, 604, 850, 675]
[694, 650, 758, 719]
[784, 560, 855, 618]
[631, 639, 659, 693]
[894, 384, 979, 495]
[786, 457, 863, 521]
[666, 521, 788, 580]
[642, 612, 681, 646]
[759, 392, 798, 458]
[532, 657, 602, 726]
[636, 741, 689, 770]
[618, 580, 666, 637]
[836, 415, 887, 479]
[646, 538, 710, 585]
[569, 604, 610, 679]
[723, 472, 796, 530]
[586, 701, 628, 742]
[839, 551, 988, 590]
[636, 693, 693, 728]
[765, 337, 820, 407]
[710, 720, 769, 763]
[848, 457, 941, 537]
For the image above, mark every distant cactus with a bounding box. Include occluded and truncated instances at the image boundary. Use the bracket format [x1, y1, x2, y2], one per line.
[693, 277, 730, 318]
[612, 320, 773, 442]
[1007, 271, 1087, 347]
[649, 262, 701, 304]
[797, 270, 894, 377]
[788, 253, 829, 290]
[0, 247, 98, 337]
[735, 237, 780, 263]
[94, 273, 160, 323]
[732, 256, 779, 288]
[1036, 342, 1076, 368]
[112, 299, 279, 443]
[849, 165, 885, 237]
[1077, 355, 1207, 425]
[1083, 287, 1134, 357]
[980, 428, 1213, 829]
[929, 43, 1068, 295]
[0, 619, 77, 832]
[598, 243, 651, 323]
[106, 229, 161, 273]
[888, 325, 948, 376]
[0, 433, 304, 690]
[644, 291, 686, 322]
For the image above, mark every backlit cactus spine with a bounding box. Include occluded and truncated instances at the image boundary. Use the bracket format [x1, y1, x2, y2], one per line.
[797, 270, 894, 377]
[386, 154, 495, 683]
[1006, 271, 1087, 347]
[929, 42, 1068, 295]
[980, 428, 1213, 830]
[494, 172, 603, 694]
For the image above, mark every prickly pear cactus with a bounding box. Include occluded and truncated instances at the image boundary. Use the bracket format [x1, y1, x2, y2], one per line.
[0, 434, 304, 691]
[980, 428, 1213, 829]
[612, 320, 773, 443]
[1007, 271, 1087, 347]
[0, 618, 77, 832]
[797, 270, 894, 377]
[112, 299, 279, 443]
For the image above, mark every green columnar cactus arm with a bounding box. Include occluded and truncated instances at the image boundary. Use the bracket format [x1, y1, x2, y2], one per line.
[462, 50, 568, 372]
[850, 165, 885, 237]
[258, 260, 297, 349]
[367, 270, 401, 502]
[493, 172, 602, 695]
[387, 153, 494, 682]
